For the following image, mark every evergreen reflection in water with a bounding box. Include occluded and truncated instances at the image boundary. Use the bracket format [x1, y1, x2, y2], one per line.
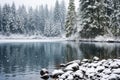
[0, 42, 120, 80]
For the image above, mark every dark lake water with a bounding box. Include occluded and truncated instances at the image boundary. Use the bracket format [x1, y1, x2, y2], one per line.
[0, 41, 120, 80]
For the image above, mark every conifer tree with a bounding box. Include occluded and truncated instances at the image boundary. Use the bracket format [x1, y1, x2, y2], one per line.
[0, 5, 2, 32]
[65, 0, 77, 37]
[79, 0, 110, 38]
[16, 5, 27, 34]
[9, 2, 17, 34]
[60, 0, 66, 33]
[110, 0, 120, 37]
[2, 4, 11, 36]
[53, 0, 61, 36]
[54, 0, 61, 23]
[39, 5, 45, 34]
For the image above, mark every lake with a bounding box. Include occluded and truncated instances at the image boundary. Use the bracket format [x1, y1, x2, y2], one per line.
[0, 41, 120, 80]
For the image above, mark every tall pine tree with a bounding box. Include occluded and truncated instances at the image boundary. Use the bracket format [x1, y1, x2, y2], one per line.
[53, 0, 61, 36]
[9, 2, 17, 34]
[60, 0, 66, 33]
[39, 5, 45, 34]
[110, 0, 120, 37]
[79, 0, 110, 38]
[2, 4, 11, 36]
[0, 5, 2, 32]
[16, 5, 27, 34]
[65, 0, 76, 37]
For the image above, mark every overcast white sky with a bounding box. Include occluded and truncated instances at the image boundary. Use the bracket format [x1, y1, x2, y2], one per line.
[0, 0, 79, 10]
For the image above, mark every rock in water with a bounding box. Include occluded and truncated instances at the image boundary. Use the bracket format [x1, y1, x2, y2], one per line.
[41, 73, 49, 80]
[40, 68, 49, 76]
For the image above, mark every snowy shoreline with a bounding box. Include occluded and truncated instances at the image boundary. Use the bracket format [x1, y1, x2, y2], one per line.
[0, 35, 120, 43]
[40, 57, 120, 80]
[0, 39, 120, 43]
[0, 38, 67, 43]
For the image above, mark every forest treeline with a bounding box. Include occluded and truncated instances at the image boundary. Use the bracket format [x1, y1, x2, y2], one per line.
[0, 0, 66, 37]
[0, 0, 120, 39]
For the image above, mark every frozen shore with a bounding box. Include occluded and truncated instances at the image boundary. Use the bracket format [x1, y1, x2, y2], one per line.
[40, 57, 120, 80]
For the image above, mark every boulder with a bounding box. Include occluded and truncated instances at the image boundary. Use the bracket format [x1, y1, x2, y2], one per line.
[40, 68, 49, 76]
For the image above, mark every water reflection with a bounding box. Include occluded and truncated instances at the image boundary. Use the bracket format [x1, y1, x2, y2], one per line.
[0, 42, 120, 80]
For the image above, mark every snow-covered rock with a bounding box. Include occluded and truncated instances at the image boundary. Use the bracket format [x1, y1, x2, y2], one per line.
[112, 69, 120, 74]
[41, 57, 120, 80]
[110, 62, 119, 69]
[67, 74, 74, 80]
[93, 56, 99, 61]
[66, 60, 80, 66]
[40, 73, 49, 80]
[60, 71, 73, 79]
[64, 63, 79, 71]
[51, 69, 64, 78]
[103, 69, 111, 75]
[40, 68, 49, 76]
[73, 70, 83, 78]
[96, 66, 105, 73]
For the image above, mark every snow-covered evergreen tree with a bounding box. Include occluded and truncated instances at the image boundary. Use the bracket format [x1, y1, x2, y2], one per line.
[65, 0, 77, 37]
[39, 5, 45, 34]
[59, 0, 66, 33]
[0, 5, 2, 32]
[79, 0, 110, 38]
[16, 5, 27, 34]
[53, 0, 61, 36]
[33, 7, 41, 35]
[44, 19, 53, 37]
[2, 4, 11, 36]
[27, 7, 36, 35]
[54, 0, 61, 23]
[9, 2, 17, 34]
[44, 5, 49, 20]
[110, 0, 120, 37]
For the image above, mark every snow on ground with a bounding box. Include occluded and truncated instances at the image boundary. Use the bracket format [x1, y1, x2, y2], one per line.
[76, 35, 120, 42]
[94, 35, 115, 42]
[0, 38, 67, 43]
[0, 34, 67, 43]
[1, 34, 120, 43]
